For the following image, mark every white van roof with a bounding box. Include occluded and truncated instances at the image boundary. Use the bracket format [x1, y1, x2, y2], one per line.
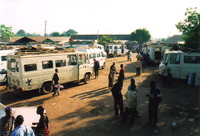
[76, 48, 102, 54]
[166, 50, 200, 55]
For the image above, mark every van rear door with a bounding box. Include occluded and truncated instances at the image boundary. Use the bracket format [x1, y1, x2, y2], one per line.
[78, 54, 89, 80]
[168, 54, 181, 78]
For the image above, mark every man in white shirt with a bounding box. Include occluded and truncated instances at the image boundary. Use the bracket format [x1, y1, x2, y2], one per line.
[122, 78, 138, 126]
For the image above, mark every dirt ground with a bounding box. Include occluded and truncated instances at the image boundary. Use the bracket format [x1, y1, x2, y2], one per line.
[0, 53, 200, 136]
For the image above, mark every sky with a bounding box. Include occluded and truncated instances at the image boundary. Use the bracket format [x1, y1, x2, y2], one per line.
[0, 0, 200, 38]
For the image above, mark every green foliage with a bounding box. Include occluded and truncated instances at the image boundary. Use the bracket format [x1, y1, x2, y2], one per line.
[62, 29, 78, 37]
[97, 35, 115, 46]
[0, 24, 14, 42]
[50, 32, 60, 37]
[16, 29, 26, 36]
[176, 7, 200, 49]
[130, 28, 151, 45]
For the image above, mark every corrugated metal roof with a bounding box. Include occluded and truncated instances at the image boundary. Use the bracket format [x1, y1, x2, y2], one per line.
[165, 35, 184, 44]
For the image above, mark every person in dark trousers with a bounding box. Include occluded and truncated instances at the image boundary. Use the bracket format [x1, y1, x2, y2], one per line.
[162, 64, 172, 87]
[136, 58, 142, 76]
[0, 107, 15, 136]
[36, 106, 50, 136]
[111, 78, 124, 118]
[108, 62, 118, 90]
[52, 69, 59, 96]
[118, 64, 125, 89]
[122, 78, 138, 126]
[93, 59, 100, 79]
[146, 81, 162, 127]
[108, 71, 114, 90]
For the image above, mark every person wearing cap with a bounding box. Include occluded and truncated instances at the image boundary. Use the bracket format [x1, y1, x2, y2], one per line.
[10, 115, 35, 136]
[36, 106, 49, 136]
[0, 107, 15, 136]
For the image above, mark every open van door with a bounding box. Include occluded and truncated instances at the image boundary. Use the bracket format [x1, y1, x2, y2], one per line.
[167, 54, 181, 78]
[78, 54, 91, 83]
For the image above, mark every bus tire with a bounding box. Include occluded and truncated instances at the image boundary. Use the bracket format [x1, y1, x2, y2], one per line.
[42, 82, 53, 94]
[84, 73, 90, 84]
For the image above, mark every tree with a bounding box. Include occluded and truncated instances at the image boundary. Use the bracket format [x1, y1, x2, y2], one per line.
[62, 29, 78, 37]
[176, 7, 200, 49]
[130, 28, 151, 45]
[0, 24, 14, 42]
[97, 35, 115, 46]
[16, 29, 26, 36]
[49, 32, 60, 37]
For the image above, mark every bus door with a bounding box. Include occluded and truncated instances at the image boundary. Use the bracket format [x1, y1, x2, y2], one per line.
[78, 54, 88, 80]
[168, 54, 181, 78]
[66, 55, 78, 81]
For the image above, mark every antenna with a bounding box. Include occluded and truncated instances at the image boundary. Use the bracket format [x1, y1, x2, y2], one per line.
[44, 20, 47, 37]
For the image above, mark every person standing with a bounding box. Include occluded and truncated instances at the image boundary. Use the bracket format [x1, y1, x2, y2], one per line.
[122, 78, 138, 126]
[108, 62, 117, 90]
[110, 62, 117, 74]
[0, 107, 15, 136]
[127, 51, 130, 61]
[108, 71, 114, 90]
[118, 64, 125, 89]
[162, 64, 171, 87]
[129, 51, 132, 61]
[111, 78, 124, 118]
[10, 115, 35, 136]
[136, 58, 142, 76]
[93, 59, 100, 79]
[36, 106, 50, 136]
[146, 81, 162, 127]
[52, 69, 59, 96]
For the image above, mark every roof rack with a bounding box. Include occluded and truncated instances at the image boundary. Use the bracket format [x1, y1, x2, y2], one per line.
[15, 46, 75, 55]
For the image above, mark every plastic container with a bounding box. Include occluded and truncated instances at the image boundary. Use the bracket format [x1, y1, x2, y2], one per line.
[187, 72, 195, 85]
[195, 73, 200, 86]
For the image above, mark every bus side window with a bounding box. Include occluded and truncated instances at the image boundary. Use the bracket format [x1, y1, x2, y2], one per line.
[1, 56, 7, 61]
[68, 55, 77, 65]
[42, 60, 53, 69]
[56, 60, 66, 67]
[24, 64, 37, 72]
[78, 54, 86, 64]
[170, 54, 180, 64]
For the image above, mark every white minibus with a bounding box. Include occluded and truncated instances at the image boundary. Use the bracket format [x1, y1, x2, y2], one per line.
[7, 51, 93, 93]
[76, 47, 106, 69]
[159, 51, 200, 79]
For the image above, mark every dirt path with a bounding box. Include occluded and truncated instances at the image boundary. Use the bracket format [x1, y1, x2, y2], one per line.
[0, 53, 199, 136]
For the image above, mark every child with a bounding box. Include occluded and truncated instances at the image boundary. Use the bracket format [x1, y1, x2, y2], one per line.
[53, 83, 64, 96]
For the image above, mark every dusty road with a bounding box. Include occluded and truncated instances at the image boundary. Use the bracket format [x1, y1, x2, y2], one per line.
[0, 53, 199, 136]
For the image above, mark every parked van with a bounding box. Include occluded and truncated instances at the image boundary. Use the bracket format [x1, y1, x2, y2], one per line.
[105, 44, 128, 57]
[7, 51, 93, 93]
[0, 49, 15, 83]
[76, 47, 106, 69]
[159, 51, 200, 79]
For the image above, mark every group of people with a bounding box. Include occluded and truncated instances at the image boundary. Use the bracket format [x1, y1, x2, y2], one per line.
[0, 106, 49, 136]
[108, 61, 162, 127]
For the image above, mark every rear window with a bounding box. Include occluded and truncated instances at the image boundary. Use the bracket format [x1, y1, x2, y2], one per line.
[24, 64, 37, 72]
[1, 56, 7, 61]
[184, 56, 200, 64]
